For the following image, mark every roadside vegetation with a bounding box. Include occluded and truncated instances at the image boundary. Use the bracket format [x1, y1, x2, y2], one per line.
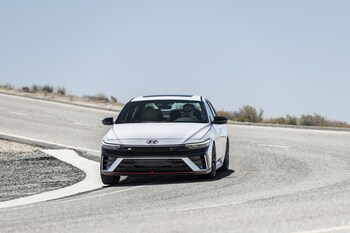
[217, 105, 350, 128]
[1, 83, 349, 128]
[0, 83, 119, 104]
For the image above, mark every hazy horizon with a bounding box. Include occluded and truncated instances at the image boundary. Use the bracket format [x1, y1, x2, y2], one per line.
[1, 1, 350, 122]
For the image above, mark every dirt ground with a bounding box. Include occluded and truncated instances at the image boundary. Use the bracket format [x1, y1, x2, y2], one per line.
[0, 140, 85, 202]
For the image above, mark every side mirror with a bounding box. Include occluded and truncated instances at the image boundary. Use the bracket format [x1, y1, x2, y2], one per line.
[212, 116, 228, 125]
[102, 117, 114, 125]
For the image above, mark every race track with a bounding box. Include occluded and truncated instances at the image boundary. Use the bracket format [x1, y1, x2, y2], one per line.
[1, 93, 349, 233]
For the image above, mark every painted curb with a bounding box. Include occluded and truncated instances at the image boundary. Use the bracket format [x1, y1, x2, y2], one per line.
[0, 132, 100, 156]
[0, 149, 103, 209]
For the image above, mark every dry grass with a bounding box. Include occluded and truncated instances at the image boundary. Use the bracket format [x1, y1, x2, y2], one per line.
[0, 83, 14, 90]
[265, 114, 350, 128]
[217, 110, 235, 120]
[83, 93, 110, 103]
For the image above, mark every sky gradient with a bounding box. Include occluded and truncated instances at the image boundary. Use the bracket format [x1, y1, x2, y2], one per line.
[1, 1, 350, 122]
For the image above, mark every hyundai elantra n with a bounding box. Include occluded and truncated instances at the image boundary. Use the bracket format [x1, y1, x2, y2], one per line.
[100, 95, 229, 185]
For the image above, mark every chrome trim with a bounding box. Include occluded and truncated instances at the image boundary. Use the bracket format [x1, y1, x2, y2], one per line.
[107, 158, 123, 172]
[181, 158, 200, 171]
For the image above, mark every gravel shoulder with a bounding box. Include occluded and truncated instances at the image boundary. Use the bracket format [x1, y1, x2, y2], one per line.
[0, 140, 85, 202]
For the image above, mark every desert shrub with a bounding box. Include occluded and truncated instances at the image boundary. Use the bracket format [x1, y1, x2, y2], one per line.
[21, 86, 30, 92]
[265, 115, 298, 125]
[95, 94, 110, 102]
[264, 117, 284, 124]
[300, 114, 327, 126]
[56, 87, 66, 95]
[285, 115, 298, 125]
[84, 94, 110, 103]
[42, 85, 54, 93]
[216, 110, 234, 120]
[275, 117, 286, 124]
[31, 85, 39, 92]
[264, 118, 277, 124]
[299, 114, 350, 127]
[0, 83, 14, 90]
[233, 105, 264, 123]
[265, 114, 349, 128]
[110, 96, 118, 103]
[326, 120, 350, 128]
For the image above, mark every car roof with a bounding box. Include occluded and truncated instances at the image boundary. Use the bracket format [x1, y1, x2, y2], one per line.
[131, 95, 203, 102]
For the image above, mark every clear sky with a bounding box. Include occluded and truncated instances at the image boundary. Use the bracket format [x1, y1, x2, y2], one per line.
[1, 1, 350, 122]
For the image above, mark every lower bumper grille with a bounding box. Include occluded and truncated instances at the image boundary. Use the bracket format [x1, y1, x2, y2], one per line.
[101, 146, 208, 173]
[116, 159, 192, 172]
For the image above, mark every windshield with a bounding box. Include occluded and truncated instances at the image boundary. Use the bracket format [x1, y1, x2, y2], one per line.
[116, 100, 208, 123]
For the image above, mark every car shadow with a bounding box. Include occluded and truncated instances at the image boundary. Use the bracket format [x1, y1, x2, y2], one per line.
[103, 169, 235, 187]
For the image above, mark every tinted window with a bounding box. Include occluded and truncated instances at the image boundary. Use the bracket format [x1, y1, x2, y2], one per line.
[116, 100, 208, 123]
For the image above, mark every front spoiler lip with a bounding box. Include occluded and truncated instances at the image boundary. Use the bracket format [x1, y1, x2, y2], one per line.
[101, 170, 211, 176]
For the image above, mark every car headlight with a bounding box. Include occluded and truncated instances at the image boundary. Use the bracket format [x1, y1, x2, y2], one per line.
[185, 139, 210, 149]
[102, 142, 121, 150]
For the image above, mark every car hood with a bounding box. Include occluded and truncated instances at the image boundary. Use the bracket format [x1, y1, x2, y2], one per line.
[105, 123, 210, 145]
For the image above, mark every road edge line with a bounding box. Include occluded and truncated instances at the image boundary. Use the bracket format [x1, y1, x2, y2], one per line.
[292, 225, 350, 233]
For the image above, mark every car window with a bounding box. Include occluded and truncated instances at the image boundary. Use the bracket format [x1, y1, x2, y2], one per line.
[116, 100, 209, 123]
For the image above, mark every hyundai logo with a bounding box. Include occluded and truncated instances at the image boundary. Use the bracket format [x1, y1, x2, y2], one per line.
[146, 139, 159, 144]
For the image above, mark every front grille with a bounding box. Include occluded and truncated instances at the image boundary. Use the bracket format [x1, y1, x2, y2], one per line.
[102, 146, 208, 172]
[116, 159, 192, 172]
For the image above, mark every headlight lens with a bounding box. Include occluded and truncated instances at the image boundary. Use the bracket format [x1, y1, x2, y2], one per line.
[102, 142, 121, 150]
[185, 139, 210, 149]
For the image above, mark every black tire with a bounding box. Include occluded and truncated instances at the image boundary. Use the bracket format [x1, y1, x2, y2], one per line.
[199, 145, 217, 179]
[101, 173, 120, 185]
[218, 138, 230, 172]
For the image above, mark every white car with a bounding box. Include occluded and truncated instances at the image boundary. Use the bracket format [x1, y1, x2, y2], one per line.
[100, 95, 229, 185]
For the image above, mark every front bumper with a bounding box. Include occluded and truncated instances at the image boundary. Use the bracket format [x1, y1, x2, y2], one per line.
[100, 145, 210, 175]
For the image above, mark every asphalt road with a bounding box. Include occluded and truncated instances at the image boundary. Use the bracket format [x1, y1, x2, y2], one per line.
[1, 93, 350, 233]
[0, 93, 111, 151]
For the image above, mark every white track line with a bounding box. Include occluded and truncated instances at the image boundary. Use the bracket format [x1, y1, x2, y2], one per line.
[0, 149, 102, 209]
[73, 122, 91, 127]
[49, 186, 142, 205]
[258, 144, 291, 149]
[292, 225, 350, 233]
[1, 186, 143, 212]
[9, 111, 27, 116]
[0, 176, 167, 212]
[57, 175, 169, 204]
[174, 202, 244, 212]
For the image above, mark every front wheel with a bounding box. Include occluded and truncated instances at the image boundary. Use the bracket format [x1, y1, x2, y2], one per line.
[101, 173, 120, 185]
[199, 145, 217, 179]
[218, 138, 230, 172]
